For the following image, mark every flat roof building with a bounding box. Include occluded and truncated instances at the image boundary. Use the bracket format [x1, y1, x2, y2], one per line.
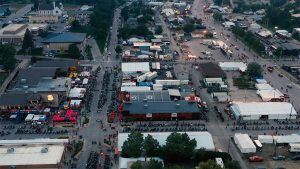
[0, 24, 47, 44]
[0, 138, 68, 169]
[121, 62, 150, 74]
[230, 102, 297, 120]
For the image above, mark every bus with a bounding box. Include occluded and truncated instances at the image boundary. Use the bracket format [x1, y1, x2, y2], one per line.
[253, 140, 263, 151]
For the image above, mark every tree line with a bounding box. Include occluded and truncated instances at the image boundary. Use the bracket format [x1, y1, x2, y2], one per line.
[122, 132, 241, 169]
[231, 26, 265, 54]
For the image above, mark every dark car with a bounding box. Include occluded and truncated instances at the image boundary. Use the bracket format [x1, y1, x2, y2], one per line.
[292, 155, 300, 160]
[272, 155, 285, 161]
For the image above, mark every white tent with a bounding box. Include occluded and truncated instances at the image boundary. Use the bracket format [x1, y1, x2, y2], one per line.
[257, 89, 284, 102]
[230, 102, 297, 120]
[219, 62, 247, 72]
[258, 135, 274, 144]
[255, 83, 273, 90]
[234, 133, 256, 153]
[274, 134, 300, 144]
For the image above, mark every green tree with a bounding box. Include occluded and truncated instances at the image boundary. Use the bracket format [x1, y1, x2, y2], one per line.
[115, 45, 123, 55]
[148, 159, 163, 169]
[68, 44, 81, 59]
[273, 47, 283, 58]
[130, 160, 143, 169]
[183, 24, 195, 33]
[198, 160, 222, 169]
[144, 134, 160, 157]
[122, 132, 144, 157]
[162, 132, 197, 162]
[213, 12, 223, 21]
[214, 0, 223, 6]
[225, 160, 241, 169]
[121, 6, 129, 21]
[246, 62, 263, 78]
[271, 0, 287, 7]
[71, 20, 81, 30]
[0, 44, 16, 71]
[155, 26, 163, 34]
[22, 29, 34, 50]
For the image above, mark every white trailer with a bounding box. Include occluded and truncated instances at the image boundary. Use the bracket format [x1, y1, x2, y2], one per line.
[234, 133, 256, 153]
[155, 80, 181, 86]
[146, 71, 158, 80]
[137, 72, 152, 82]
[153, 84, 163, 90]
[289, 143, 300, 153]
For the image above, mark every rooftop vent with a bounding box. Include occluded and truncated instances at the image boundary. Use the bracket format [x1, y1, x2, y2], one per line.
[7, 148, 14, 153]
[144, 104, 148, 109]
[176, 103, 180, 108]
[41, 147, 48, 153]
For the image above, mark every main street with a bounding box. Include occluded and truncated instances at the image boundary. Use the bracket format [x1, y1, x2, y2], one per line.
[74, 2, 130, 169]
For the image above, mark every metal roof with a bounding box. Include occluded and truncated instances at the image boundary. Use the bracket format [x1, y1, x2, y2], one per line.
[129, 91, 171, 102]
[122, 100, 199, 114]
[43, 32, 86, 43]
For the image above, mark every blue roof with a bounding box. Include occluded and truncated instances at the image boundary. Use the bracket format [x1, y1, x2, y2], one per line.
[43, 32, 86, 43]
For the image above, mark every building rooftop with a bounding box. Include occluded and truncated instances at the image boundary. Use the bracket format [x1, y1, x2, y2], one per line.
[122, 100, 199, 114]
[128, 91, 171, 102]
[200, 62, 226, 78]
[29, 77, 71, 93]
[15, 67, 58, 87]
[121, 62, 150, 73]
[0, 24, 48, 38]
[0, 92, 33, 107]
[230, 102, 297, 117]
[43, 32, 86, 43]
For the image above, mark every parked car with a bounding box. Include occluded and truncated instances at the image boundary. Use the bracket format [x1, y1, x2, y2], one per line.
[287, 84, 293, 88]
[292, 155, 300, 160]
[278, 73, 283, 77]
[249, 156, 264, 162]
[272, 155, 285, 161]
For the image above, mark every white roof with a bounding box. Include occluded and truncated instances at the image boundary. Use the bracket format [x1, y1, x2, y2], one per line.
[257, 89, 284, 101]
[0, 138, 68, 146]
[255, 83, 273, 90]
[0, 145, 65, 166]
[25, 114, 34, 121]
[218, 62, 247, 72]
[82, 78, 88, 85]
[68, 87, 86, 98]
[70, 99, 82, 106]
[133, 42, 152, 47]
[231, 102, 297, 117]
[258, 135, 274, 144]
[204, 78, 223, 82]
[168, 89, 181, 96]
[121, 86, 151, 92]
[256, 79, 267, 84]
[121, 62, 150, 73]
[118, 132, 215, 151]
[234, 133, 256, 149]
[119, 157, 163, 169]
[274, 134, 300, 144]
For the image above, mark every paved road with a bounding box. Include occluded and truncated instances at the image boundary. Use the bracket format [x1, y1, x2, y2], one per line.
[4, 4, 33, 23]
[74, 2, 131, 169]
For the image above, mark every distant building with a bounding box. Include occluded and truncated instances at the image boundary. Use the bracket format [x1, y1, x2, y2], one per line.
[42, 32, 87, 52]
[0, 24, 48, 44]
[38, 2, 63, 16]
[29, 15, 59, 24]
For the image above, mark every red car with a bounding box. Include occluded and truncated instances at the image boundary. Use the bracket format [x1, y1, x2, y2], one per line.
[249, 156, 264, 162]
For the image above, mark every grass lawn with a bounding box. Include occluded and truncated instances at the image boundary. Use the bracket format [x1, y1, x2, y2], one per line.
[233, 77, 256, 89]
[0, 73, 8, 86]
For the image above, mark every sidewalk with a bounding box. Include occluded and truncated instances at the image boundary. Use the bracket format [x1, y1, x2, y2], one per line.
[0, 59, 30, 94]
